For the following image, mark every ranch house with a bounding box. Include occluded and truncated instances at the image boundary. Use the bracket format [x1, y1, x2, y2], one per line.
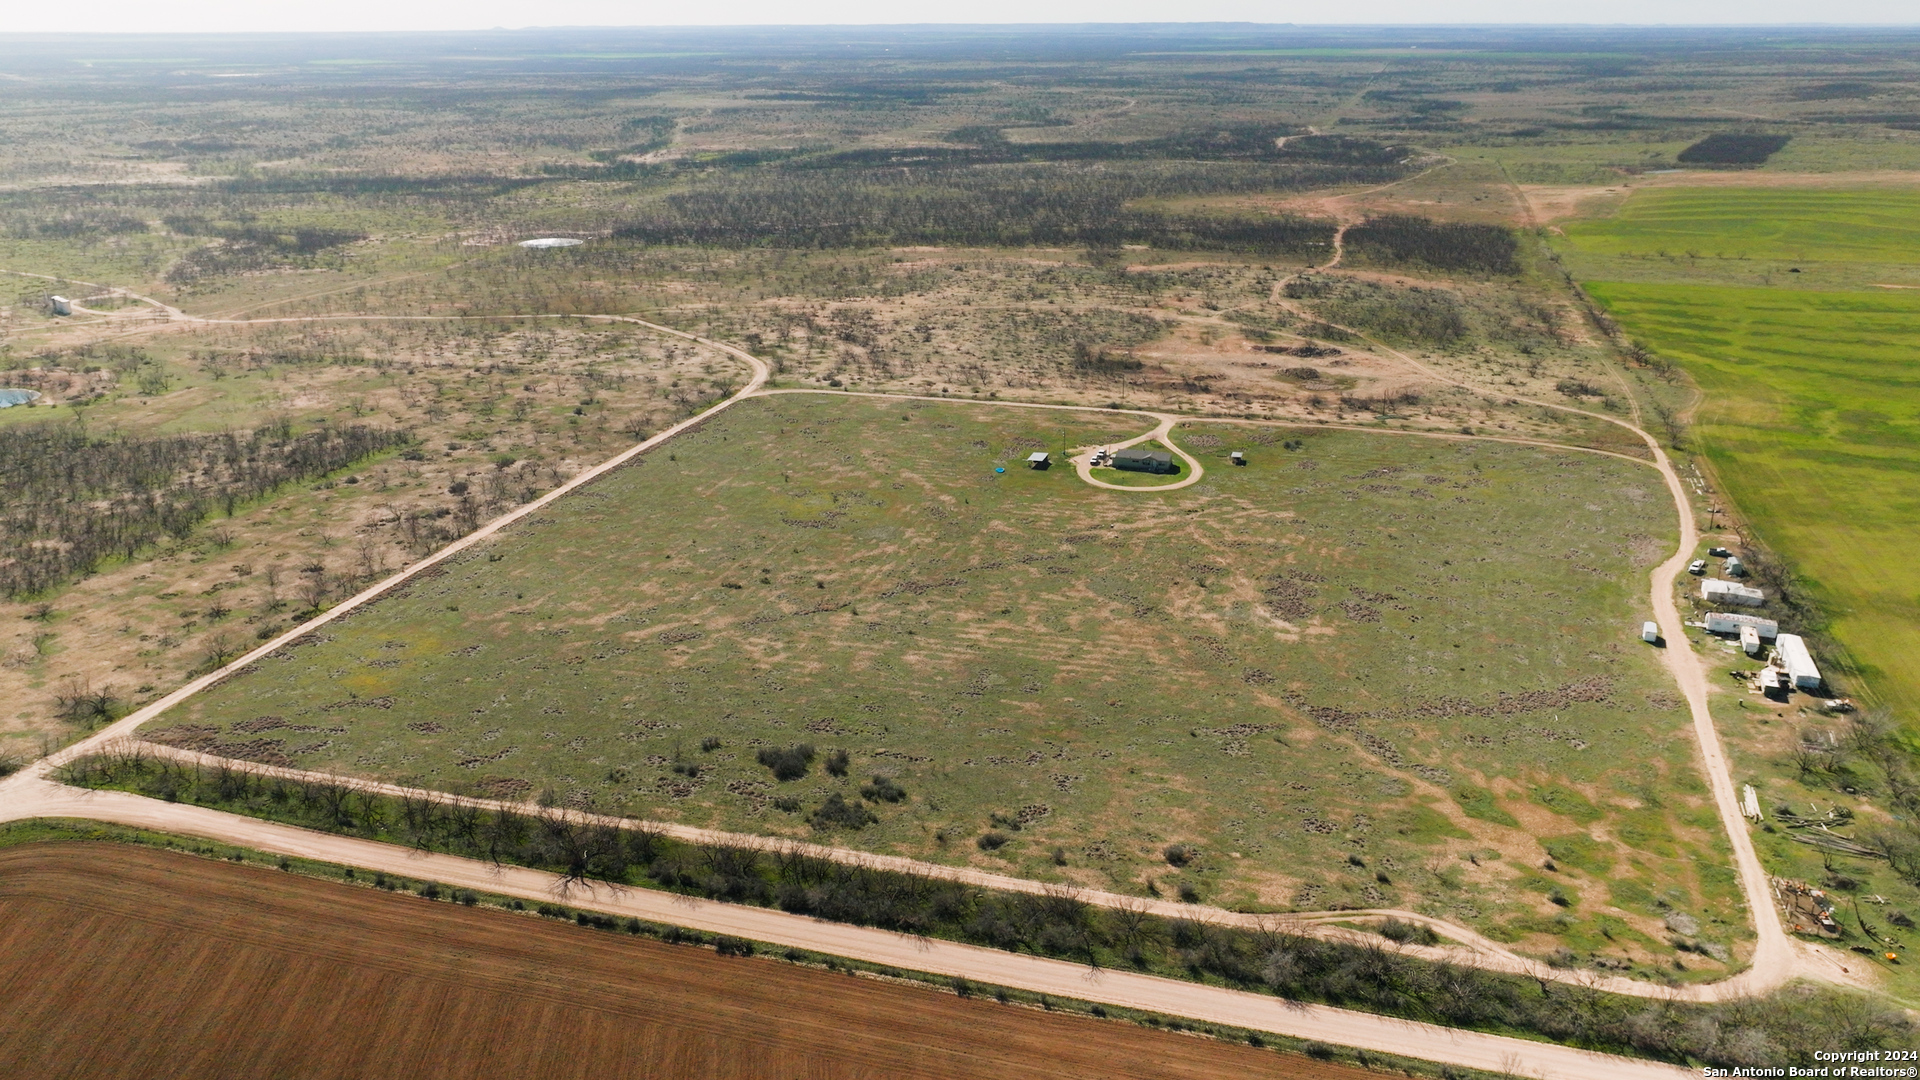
[1113, 448, 1175, 473]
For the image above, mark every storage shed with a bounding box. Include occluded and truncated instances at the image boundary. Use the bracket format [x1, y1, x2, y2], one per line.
[1026, 451, 1050, 469]
[1230, 451, 1246, 466]
[1704, 612, 1778, 639]
[1641, 621, 1660, 644]
[49, 295, 70, 316]
[1703, 579, 1764, 607]
[1724, 557, 1746, 577]
[1774, 633, 1822, 689]
[1740, 625, 1762, 656]
[1113, 448, 1176, 474]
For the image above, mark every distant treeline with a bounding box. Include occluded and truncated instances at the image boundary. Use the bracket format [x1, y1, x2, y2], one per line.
[567, 129, 1408, 179]
[1343, 216, 1520, 274]
[0, 420, 411, 597]
[795, 130, 1407, 169]
[61, 747, 1918, 1069]
[1677, 134, 1791, 166]
[614, 162, 1352, 253]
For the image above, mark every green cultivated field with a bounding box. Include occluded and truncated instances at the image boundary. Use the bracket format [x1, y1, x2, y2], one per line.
[150, 394, 1745, 968]
[1584, 283, 1920, 719]
[1564, 185, 1920, 728]
[1562, 188, 1920, 265]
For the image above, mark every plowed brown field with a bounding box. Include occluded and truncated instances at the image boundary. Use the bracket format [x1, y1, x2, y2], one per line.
[0, 843, 1369, 1080]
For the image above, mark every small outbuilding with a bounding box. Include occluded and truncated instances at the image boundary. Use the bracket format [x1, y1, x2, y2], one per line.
[49, 295, 71, 316]
[1704, 611, 1778, 639]
[1724, 557, 1746, 577]
[1641, 621, 1660, 644]
[1759, 666, 1787, 700]
[1230, 451, 1246, 466]
[1774, 633, 1822, 690]
[1703, 579, 1764, 607]
[1113, 447, 1176, 474]
[1026, 451, 1051, 469]
[1740, 624, 1762, 656]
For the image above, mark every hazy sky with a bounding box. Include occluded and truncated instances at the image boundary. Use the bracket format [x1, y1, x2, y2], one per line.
[13, 2, 1916, 33]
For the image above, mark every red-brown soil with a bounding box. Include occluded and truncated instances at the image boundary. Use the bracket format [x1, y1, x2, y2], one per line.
[0, 842, 1369, 1080]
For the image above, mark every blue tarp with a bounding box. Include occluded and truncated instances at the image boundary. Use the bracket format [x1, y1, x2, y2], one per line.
[0, 389, 40, 408]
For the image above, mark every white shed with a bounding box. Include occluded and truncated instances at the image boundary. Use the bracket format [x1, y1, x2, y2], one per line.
[1724, 557, 1746, 577]
[1703, 579, 1764, 607]
[1740, 625, 1761, 656]
[1774, 634, 1822, 689]
[1704, 612, 1778, 639]
[49, 295, 71, 316]
[1641, 621, 1660, 644]
[1026, 451, 1050, 468]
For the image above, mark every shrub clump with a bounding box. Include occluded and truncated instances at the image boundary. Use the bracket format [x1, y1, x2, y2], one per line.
[756, 743, 815, 781]
[810, 793, 878, 830]
[1378, 917, 1441, 946]
[860, 775, 906, 803]
[977, 830, 1010, 851]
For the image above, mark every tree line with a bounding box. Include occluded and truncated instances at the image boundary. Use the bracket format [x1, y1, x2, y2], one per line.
[0, 419, 412, 597]
[59, 747, 1914, 1068]
[1343, 216, 1520, 275]
[613, 161, 1359, 253]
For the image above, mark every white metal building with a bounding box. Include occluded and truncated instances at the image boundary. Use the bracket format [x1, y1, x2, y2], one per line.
[49, 295, 71, 316]
[1703, 579, 1764, 606]
[1774, 633, 1822, 689]
[1704, 612, 1778, 638]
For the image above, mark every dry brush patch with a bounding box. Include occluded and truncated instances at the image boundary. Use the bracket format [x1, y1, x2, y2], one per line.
[0, 317, 748, 749]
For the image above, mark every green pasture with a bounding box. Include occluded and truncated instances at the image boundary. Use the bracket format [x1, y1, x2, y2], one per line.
[1560, 187, 1920, 265]
[1562, 181, 1920, 727]
[1582, 282, 1920, 726]
[152, 394, 1744, 965]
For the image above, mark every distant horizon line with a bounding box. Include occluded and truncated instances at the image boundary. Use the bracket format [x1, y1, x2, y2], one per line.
[4, 21, 1920, 33]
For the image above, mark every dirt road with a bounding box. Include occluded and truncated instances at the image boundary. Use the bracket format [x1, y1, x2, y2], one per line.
[0, 779, 1689, 1080]
[1070, 412, 1205, 491]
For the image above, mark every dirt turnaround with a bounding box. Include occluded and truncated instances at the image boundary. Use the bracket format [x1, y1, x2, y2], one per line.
[0, 842, 1366, 1080]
